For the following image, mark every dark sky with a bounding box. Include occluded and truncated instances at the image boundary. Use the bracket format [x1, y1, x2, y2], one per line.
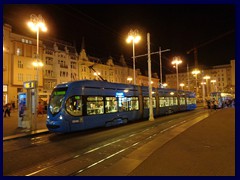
[3, 4, 235, 78]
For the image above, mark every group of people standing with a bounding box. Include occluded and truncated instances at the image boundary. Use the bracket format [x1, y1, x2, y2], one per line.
[206, 98, 235, 110]
[3, 101, 45, 118]
[206, 98, 218, 110]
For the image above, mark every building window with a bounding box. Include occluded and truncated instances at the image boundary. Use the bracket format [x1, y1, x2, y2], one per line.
[16, 48, 21, 56]
[18, 73, 23, 81]
[18, 60, 23, 68]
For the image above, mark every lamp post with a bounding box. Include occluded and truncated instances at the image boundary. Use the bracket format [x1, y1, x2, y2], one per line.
[147, 33, 154, 121]
[126, 29, 141, 85]
[203, 75, 210, 97]
[28, 14, 47, 131]
[192, 68, 200, 96]
[210, 79, 217, 92]
[159, 47, 170, 87]
[171, 57, 182, 91]
[201, 81, 206, 107]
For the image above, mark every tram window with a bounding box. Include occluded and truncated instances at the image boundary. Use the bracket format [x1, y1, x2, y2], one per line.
[144, 97, 156, 109]
[119, 97, 128, 111]
[187, 98, 190, 104]
[165, 97, 169, 106]
[159, 97, 165, 107]
[129, 97, 139, 111]
[87, 96, 104, 115]
[173, 97, 178, 105]
[66, 96, 82, 116]
[180, 97, 186, 105]
[193, 98, 196, 104]
[105, 97, 117, 113]
[169, 97, 173, 106]
[119, 97, 139, 111]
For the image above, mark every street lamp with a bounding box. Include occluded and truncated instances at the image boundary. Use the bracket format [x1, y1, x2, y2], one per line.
[180, 83, 185, 90]
[171, 57, 182, 90]
[27, 14, 47, 131]
[192, 68, 200, 96]
[127, 76, 133, 84]
[126, 29, 141, 85]
[162, 83, 168, 88]
[210, 79, 217, 92]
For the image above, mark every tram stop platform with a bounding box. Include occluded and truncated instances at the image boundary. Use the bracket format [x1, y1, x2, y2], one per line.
[3, 107, 235, 176]
[3, 110, 49, 141]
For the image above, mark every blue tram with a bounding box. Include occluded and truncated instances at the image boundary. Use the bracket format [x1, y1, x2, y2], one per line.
[46, 80, 196, 133]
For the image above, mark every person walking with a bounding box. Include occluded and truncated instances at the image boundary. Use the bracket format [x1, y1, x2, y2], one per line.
[37, 102, 44, 117]
[4, 103, 11, 117]
[213, 98, 217, 111]
[207, 99, 211, 109]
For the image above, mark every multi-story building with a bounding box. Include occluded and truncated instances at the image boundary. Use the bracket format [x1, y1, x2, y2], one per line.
[3, 24, 159, 106]
[165, 60, 235, 98]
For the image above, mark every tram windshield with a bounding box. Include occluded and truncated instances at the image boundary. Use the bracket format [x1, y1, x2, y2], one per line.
[49, 87, 67, 115]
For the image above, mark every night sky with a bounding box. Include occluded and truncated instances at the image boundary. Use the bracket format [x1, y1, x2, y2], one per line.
[3, 4, 235, 79]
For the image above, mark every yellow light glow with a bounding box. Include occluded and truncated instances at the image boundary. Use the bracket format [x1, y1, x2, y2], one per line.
[127, 77, 133, 81]
[171, 57, 182, 65]
[163, 83, 168, 87]
[126, 29, 141, 44]
[192, 69, 200, 75]
[32, 61, 44, 67]
[203, 75, 210, 80]
[27, 14, 47, 32]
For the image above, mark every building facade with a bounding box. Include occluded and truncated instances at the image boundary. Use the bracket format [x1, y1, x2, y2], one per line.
[3, 24, 159, 106]
[165, 60, 235, 99]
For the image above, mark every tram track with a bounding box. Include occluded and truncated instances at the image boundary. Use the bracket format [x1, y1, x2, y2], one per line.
[8, 109, 211, 176]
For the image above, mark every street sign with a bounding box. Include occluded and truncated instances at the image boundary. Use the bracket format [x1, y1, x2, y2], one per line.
[23, 81, 38, 89]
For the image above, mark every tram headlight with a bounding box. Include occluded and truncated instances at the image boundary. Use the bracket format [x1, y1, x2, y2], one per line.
[59, 115, 63, 120]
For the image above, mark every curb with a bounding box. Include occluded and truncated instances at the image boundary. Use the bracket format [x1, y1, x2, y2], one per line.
[3, 129, 49, 141]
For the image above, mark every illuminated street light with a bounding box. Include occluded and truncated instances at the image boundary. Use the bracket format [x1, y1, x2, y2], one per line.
[27, 14, 47, 131]
[93, 72, 101, 80]
[192, 68, 200, 96]
[210, 79, 217, 92]
[126, 29, 141, 85]
[127, 76, 133, 84]
[180, 83, 185, 90]
[171, 56, 182, 90]
[162, 83, 168, 88]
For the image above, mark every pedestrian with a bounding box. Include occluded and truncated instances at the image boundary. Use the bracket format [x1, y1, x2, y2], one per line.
[4, 104, 11, 117]
[207, 100, 211, 109]
[231, 98, 235, 108]
[19, 104, 25, 121]
[213, 98, 217, 111]
[37, 102, 44, 117]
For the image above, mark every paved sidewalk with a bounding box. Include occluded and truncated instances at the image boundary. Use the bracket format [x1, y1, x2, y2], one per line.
[99, 108, 235, 176]
[3, 110, 49, 140]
